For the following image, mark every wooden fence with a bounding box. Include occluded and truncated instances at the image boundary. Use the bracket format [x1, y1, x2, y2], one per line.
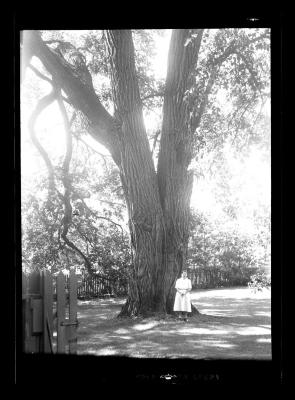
[77, 273, 128, 299]
[22, 269, 78, 354]
[189, 267, 249, 289]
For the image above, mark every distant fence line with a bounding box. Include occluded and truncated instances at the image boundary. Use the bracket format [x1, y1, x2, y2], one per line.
[75, 272, 128, 299]
[23, 265, 250, 301]
[76, 268, 248, 297]
[189, 267, 249, 289]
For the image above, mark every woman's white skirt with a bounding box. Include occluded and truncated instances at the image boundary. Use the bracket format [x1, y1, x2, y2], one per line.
[173, 292, 192, 312]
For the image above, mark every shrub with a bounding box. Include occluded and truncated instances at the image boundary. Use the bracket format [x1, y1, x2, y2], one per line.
[248, 271, 271, 292]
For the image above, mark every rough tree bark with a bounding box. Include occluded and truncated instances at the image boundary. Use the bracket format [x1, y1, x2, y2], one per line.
[23, 29, 266, 317]
[23, 29, 203, 316]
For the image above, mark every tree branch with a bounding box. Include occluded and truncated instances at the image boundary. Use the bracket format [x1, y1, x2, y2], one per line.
[141, 91, 165, 102]
[28, 64, 75, 106]
[212, 30, 269, 67]
[190, 31, 269, 133]
[72, 133, 111, 167]
[55, 86, 73, 174]
[71, 223, 97, 250]
[79, 197, 126, 242]
[95, 197, 125, 207]
[28, 90, 59, 194]
[23, 30, 122, 164]
[28, 64, 52, 84]
[191, 66, 218, 133]
[230, 98, 255, 146]
[245, 31, 270, 46]
[61, 233, 94, 275]
[151, 130, 161, 156]
[233, 50, 261, 93]
[53, 87, 95, 275]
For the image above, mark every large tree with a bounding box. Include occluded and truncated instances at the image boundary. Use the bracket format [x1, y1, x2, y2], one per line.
[21, 28, 270, 316]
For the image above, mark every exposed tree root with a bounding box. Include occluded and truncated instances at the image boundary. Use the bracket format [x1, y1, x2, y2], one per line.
[117, 298, 201, 320]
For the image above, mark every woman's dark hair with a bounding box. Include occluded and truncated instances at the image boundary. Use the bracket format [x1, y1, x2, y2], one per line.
[178, 269, 188, 278]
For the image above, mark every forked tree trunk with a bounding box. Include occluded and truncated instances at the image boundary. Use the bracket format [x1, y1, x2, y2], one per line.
[105, 30, 200, 316]
[24, 29, 203, 317]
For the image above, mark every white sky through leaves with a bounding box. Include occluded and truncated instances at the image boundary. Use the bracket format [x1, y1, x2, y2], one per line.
[21, 29, 270, 235]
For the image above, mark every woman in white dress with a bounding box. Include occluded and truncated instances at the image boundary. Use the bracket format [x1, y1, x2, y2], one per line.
[173, 270, 192, 321]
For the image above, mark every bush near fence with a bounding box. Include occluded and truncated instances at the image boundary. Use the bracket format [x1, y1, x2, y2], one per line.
[248, 271, 271, 292]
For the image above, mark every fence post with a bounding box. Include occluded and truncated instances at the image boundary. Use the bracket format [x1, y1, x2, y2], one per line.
[57, 271, 66, 353]
[42, 269, 53, 353]
[68, 269, 78, 354]
[22, 272, 28, 352]
[26, 271, 43, 353]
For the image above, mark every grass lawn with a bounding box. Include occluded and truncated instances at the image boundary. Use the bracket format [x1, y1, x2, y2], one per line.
[76, 286, 271, 359]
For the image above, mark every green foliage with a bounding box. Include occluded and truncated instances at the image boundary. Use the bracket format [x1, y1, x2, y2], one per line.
[248, 271, 271, 292]
[21, 139, 131, 280]
[133, 30, 165, 110]
[188, 210, 265, 287]
[22, 192, 64, 272]
[186, 28, 270, 160]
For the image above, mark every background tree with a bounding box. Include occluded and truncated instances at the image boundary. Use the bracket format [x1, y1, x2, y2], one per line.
[21, 28, 270, 317]
[22, 142, 131, 286]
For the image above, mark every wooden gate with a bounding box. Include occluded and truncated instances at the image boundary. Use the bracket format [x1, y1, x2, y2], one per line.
[22, 269, 78, 354]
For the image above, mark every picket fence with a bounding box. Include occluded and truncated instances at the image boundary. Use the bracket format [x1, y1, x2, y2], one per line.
[22, 269, 78, 354]
[77, 273, 128, 299]
[189, 267, 248, 289]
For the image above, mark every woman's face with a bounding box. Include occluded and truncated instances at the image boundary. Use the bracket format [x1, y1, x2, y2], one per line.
[182, 271, 187, 278]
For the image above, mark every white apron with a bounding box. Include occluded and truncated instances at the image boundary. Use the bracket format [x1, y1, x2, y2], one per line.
[173, 277, 192, 312]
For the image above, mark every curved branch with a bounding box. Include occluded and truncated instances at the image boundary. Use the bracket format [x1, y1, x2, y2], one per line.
[52, 86, 94, 275]
[28, 90, 59, 193]
[72, 133, 111, 167]
[28, 64, 73, 106]
[97, 216, 125, 242]
[55, 87, 73, 174]
[79, 197, 125, 242]
[23, 30, 122, 163]
[72, 223, 98, 250]
[28, 64, 53, 84]
[61, 233, 93, 275]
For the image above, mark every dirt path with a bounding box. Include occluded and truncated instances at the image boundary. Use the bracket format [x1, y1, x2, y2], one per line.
[77, 286, 271, 359]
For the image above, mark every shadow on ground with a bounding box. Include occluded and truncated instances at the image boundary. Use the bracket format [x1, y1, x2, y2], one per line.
[76, 287, 271, 359]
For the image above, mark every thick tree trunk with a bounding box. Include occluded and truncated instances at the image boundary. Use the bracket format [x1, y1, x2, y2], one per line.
[105, 30, 199, 317]
[24, 30, 203, 317]
[105, 31, 168, 316]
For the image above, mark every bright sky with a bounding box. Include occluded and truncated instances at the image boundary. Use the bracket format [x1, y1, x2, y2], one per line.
[191, 145, 270, 235]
